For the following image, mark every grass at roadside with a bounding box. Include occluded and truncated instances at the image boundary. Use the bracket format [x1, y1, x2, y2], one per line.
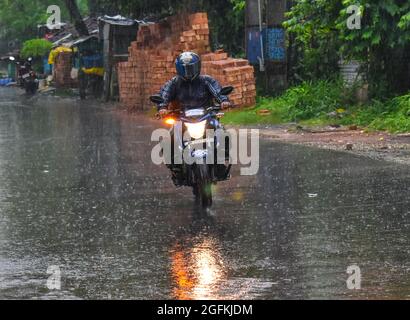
[222, 97, 284, 125]
[222, 80, 410, 133]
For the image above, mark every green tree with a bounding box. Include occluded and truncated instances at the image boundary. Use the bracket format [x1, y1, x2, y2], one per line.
[1, 0, 245, 55]
[284, 0, 410, 97]
[284, 0, 343, 82]
[0, 0, 89, 42]
[87, 0, 245, 55]
[1, 0, 60, 40]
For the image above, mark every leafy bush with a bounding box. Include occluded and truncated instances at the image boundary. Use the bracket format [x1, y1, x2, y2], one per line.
[369, 94, 410, 132]
[223, 80, 351, 124]
[223, 81, 410, 133]
[280, 80, 352, 121]
[21, 39, 52, 59]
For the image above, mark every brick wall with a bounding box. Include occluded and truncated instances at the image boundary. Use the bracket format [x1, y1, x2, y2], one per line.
[118, 13, 256, 111]
[54, 52, 77, 88]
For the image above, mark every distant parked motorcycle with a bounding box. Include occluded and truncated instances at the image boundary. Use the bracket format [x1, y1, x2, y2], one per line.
[12, 56, 39, 94]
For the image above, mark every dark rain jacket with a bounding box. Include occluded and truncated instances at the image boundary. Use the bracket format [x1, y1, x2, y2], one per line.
[157, 75, 229, 111]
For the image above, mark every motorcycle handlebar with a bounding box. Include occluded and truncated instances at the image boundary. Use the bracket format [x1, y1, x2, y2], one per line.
[207, 105, 221, 112]
[155, 106, 221, 120]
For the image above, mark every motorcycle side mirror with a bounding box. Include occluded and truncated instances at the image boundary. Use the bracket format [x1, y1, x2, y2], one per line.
[220, 86, 234, 96]
[150, 95, 164, 104]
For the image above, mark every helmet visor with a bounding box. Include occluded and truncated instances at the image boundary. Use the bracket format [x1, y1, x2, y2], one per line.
[182, 62, 200, 80]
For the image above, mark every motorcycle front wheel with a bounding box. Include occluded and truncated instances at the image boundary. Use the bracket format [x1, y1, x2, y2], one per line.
[193, 164, 213, 209]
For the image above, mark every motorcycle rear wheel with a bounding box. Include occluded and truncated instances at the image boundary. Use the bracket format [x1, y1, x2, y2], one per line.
[25, 83, 37, 95]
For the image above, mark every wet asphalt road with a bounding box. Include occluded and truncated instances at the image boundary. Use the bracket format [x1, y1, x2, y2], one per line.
[0, 87, 409, 300]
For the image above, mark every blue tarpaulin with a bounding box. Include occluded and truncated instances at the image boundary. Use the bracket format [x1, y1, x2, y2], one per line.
[264, 28, 286, 62]
[81, 54, 103, 69]
[43, 57, 52, 75]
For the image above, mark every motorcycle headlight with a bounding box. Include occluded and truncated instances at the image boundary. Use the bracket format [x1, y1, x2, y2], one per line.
[185, 120, 207, 139]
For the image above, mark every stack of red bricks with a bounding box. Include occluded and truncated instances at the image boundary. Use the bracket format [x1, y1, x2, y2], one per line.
[118, 12, 256, 111]
[201, 52, 256, 107]
[53, 52, 77, 88]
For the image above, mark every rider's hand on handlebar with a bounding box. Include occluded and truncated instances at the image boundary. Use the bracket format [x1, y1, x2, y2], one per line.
[221, 101, 232, 110]
[158, 108, 168, 117]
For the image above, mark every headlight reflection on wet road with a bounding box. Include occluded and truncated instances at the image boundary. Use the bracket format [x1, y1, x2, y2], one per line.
[171, 236, 226, 300]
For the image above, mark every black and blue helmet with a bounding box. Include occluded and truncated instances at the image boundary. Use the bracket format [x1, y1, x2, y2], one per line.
[176, 52, 201, 81]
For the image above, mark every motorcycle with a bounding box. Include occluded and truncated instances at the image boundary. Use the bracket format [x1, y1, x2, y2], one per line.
[13, 56, 38, 94]
[150, 86, 234, 209]
[22, 69, 39, 95]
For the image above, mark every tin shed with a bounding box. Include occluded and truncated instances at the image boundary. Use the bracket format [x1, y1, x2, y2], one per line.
[98, 15, 141, 101]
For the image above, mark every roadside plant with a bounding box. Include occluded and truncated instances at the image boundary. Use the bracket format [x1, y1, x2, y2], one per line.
[21, 39, 52, 58]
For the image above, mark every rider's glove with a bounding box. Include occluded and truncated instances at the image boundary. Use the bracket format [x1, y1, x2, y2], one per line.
[158, 108, 168, 117]
[221, 101, 232, 110]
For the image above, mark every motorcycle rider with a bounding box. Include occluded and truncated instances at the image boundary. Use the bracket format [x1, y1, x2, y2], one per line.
[157, 51, 231, 115]
[156, 51, 232, 186]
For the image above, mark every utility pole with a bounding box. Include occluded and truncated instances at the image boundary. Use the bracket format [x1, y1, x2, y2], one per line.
[245, 0, 260, 58]
[246, 0, 288, 93]
[245, 0, 265, 69]
[265, 0, 287, 92]
[245, 0, 266, 93]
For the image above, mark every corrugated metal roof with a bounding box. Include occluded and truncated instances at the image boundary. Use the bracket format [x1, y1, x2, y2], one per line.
[49, 17, 99, 46]
[98, 15, 152, 26]
[70, 35, 99, 47]
[98, 15, 139, 26]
